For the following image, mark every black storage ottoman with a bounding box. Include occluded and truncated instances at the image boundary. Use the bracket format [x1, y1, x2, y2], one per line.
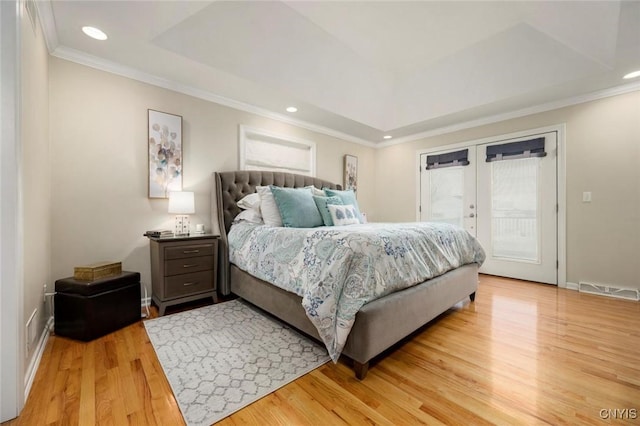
[54, 271, 141, 341]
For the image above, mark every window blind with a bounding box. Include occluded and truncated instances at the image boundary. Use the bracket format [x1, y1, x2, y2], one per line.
[239, 126, 316, 176]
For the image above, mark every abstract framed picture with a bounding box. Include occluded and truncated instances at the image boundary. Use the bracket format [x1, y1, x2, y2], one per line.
[344, 154, 358, 195]
[148, 109, 182, 198]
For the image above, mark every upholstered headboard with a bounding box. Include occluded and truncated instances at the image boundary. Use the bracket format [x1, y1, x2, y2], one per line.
[211, 171, 341, 295]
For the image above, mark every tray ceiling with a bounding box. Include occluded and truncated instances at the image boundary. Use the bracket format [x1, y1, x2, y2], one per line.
[45, 1, 640, 144]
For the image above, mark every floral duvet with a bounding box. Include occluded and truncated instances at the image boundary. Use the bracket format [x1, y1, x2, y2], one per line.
[228, 222, 486, 362]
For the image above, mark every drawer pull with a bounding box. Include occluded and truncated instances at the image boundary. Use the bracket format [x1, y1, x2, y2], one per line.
[183, 282, 198, 286]
[183, 249, 200, 254]
[183, 264, 197, 268]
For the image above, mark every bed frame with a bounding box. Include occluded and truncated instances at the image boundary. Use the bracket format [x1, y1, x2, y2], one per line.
[210, 171, 478, 379]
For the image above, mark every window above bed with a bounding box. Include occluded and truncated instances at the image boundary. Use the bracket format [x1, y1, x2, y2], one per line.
[239, 125, 316, 176]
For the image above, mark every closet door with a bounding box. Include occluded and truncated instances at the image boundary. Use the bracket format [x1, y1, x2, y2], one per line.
[476, 132, 558, 284]
[420, 148, 477, 236]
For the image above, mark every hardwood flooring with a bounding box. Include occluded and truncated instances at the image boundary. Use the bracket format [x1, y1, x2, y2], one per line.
[4, 275, 640, 425]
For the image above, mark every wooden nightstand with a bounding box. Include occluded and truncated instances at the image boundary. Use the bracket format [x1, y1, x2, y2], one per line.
[148, 234, 219, 315]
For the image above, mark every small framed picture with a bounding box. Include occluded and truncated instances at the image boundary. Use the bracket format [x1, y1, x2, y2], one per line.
[344, 154, 358, 195]
[148, 109, 182, 198]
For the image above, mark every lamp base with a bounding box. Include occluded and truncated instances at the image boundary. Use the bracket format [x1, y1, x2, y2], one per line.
[174, 215, 190, 236]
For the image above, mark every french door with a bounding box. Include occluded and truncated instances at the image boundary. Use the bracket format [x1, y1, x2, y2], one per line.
[420, 148, 477, 236]
[420, 132, 558, 285]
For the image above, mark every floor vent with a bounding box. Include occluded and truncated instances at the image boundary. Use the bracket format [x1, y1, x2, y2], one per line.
[578, 282, 639, 301]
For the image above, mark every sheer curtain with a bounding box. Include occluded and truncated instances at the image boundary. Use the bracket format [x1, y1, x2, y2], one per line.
[490, 158, 540, 262]
[429, 167, 464, 227]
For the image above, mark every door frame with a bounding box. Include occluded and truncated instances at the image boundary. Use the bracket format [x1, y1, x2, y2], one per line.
[416, 124, 566, 287]
[1, 0, 25, 421]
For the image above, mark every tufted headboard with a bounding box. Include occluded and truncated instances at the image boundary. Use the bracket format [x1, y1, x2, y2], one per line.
[211, 171, 341, 295]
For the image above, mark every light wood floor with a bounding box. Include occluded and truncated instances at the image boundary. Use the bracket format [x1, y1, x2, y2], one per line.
[4, 275, 640, 425]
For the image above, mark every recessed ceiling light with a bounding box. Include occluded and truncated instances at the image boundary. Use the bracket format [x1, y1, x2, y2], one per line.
[623, 70, 640, 79]
[286, 106, 298, 113]
[82, 26, 108, 41]
[383, 135, 392, 139]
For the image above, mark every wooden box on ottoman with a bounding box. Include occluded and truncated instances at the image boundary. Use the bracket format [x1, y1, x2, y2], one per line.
[54, 271, 141, 341]
[73, 261, 122, 281]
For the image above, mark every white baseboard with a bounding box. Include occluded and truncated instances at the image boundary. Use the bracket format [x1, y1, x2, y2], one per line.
[564, 282, 579, 291]
[24, 292, 151, 401]
[24, 295, 151, 401]
[24, 316, 54, 400]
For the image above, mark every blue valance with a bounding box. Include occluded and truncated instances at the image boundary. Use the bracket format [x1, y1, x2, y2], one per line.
[426, 149, 469, 170]
[486, 138, 546, 162]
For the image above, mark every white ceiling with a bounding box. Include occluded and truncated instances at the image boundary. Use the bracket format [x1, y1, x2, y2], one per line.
[43, 1, 640, 145]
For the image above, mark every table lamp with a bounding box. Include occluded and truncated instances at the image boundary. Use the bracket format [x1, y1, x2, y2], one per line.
[168, 191, 195, 236]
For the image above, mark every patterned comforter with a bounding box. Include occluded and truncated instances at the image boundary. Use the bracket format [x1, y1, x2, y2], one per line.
[228, 222, 485, 362]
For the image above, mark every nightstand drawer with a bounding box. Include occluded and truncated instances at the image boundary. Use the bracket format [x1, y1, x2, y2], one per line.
[164, 243, 214, 260]
[148, 235, 219, 315]
[165, 256, 212, 276]
[165, 271, 214, 298]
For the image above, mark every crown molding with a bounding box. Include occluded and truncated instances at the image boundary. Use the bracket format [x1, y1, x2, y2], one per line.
[36, 0, 640, 151]
[50, 46, 377, 148]
[35, 1, 371, 147]
[377, 81, 640, 148]
[34, 0, 58, 53]
[47, 44, 640, 151]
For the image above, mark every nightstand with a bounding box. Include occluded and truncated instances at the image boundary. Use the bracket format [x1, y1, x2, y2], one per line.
[148, 234, 219, 315]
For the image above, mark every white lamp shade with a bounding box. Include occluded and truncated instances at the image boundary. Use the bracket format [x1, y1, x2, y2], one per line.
[168, 191, 195, 214]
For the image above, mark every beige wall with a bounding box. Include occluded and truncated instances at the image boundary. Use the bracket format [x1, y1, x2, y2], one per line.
[47, 56, 640, 298]
[21, 5, 51, 372]
[375, 91, 640, 290]
[49, 58, 376, 292]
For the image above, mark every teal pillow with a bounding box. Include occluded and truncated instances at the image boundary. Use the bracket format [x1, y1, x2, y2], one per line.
[313, 195, 343, 226]
[324, 188, 363, 222]
[270, 186, 323, 228]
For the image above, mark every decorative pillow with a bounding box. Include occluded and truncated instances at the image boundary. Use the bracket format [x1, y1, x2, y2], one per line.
[270, 186, 324, 228]
[324, 188, 363, 222]
[232, 208, 264, 225]
[256, 186, 283, 227]
[237, 193, 260, 211]
[312, 195, 343, 226]
[328, 204, 360, 226]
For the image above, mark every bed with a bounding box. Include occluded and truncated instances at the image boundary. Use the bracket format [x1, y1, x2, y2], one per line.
[210, 170, 483, 379]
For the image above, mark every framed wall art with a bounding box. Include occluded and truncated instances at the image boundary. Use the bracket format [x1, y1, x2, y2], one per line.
[344, 154, 358, 195]
[148, 109, 182, 198]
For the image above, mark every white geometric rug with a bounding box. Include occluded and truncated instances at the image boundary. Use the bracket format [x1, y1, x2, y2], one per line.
[143, 299, 330, 426]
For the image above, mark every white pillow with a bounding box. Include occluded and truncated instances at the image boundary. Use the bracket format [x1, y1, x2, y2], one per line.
[237, 193, 260, 210]
[328, 204, 360, 226]
[233, 208, 264, 225]
[306, 185, 326, 197]
[256, 186, 283, 227]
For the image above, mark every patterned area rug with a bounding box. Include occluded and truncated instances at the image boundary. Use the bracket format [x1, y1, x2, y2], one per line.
[144, 299, 330, 426]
